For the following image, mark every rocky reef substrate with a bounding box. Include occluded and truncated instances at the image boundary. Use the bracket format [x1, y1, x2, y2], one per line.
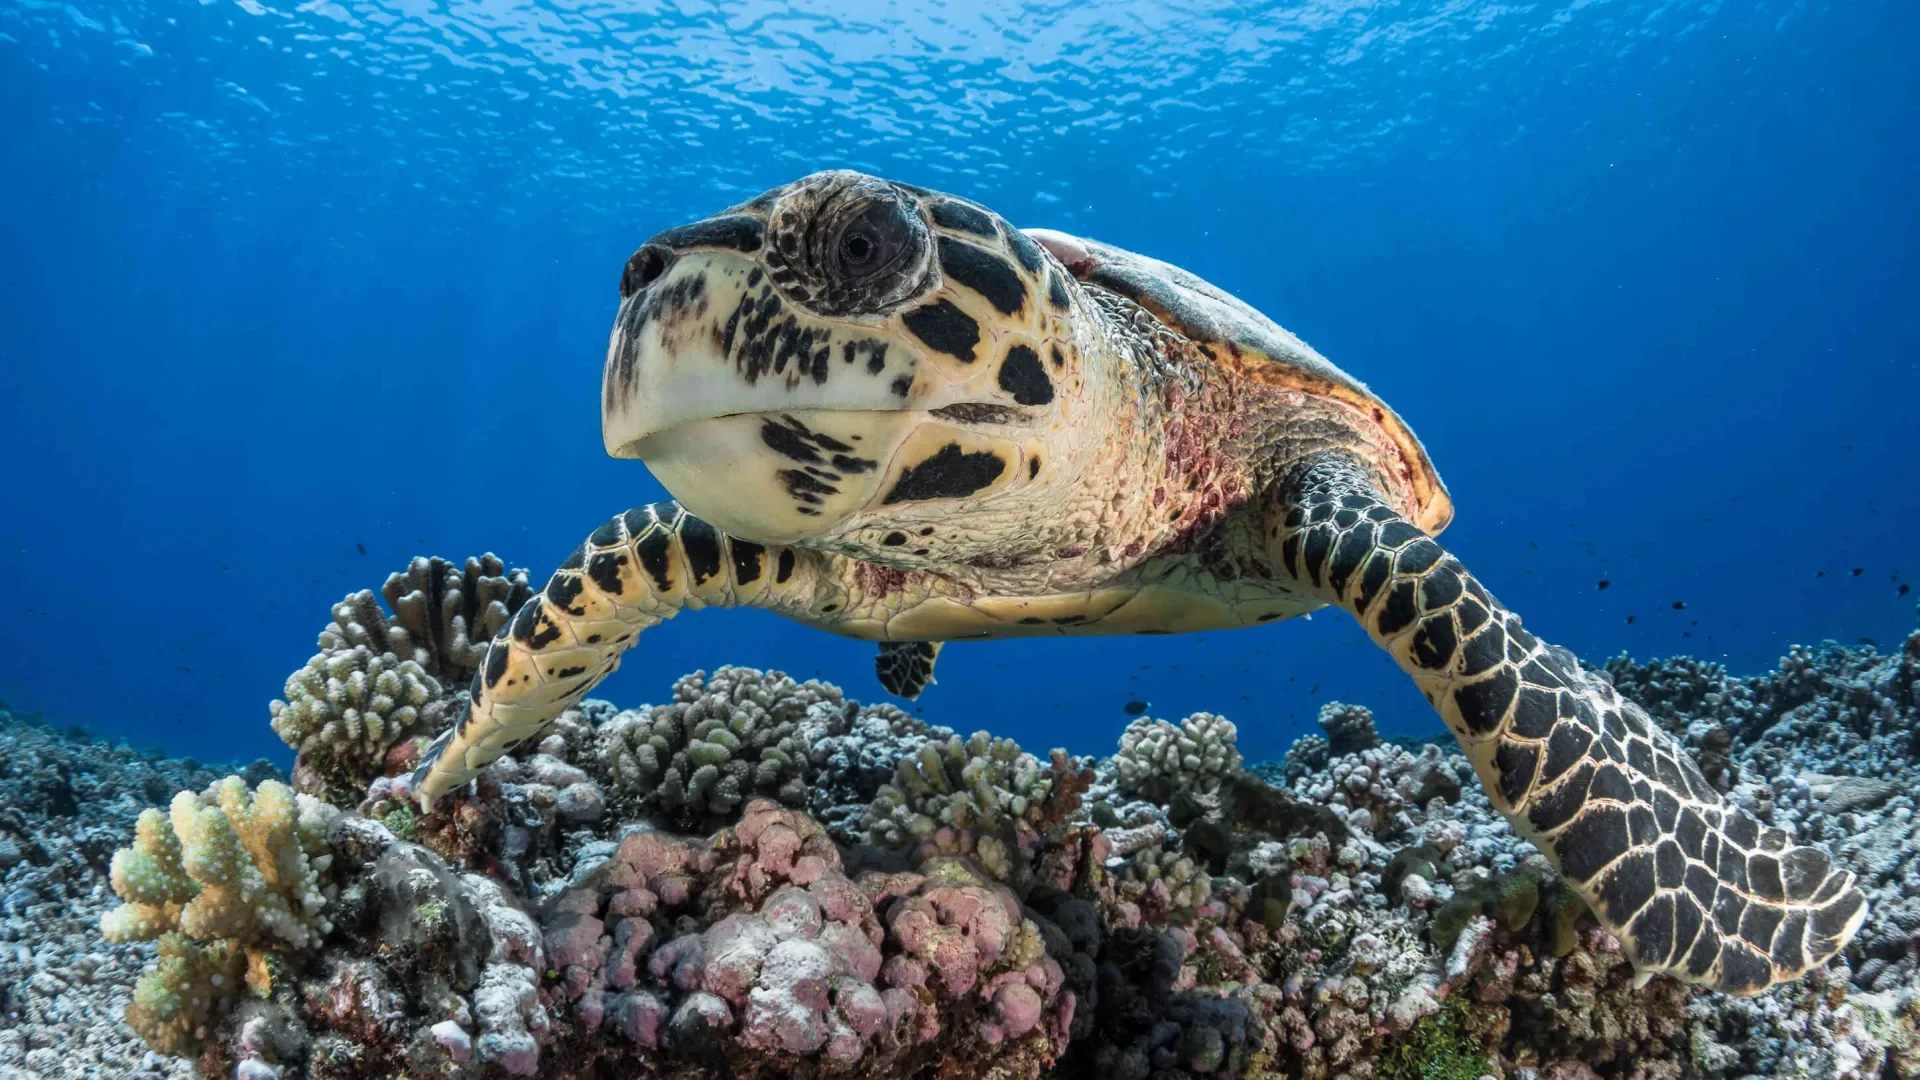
[3, 588, 1918, 1080]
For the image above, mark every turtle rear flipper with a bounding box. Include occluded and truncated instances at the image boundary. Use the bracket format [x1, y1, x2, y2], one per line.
[876, 640, 943, 699]
[1267, 451, 1867, 996]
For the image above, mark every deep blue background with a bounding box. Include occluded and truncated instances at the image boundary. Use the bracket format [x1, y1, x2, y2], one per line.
[2, 0, 1915, 768]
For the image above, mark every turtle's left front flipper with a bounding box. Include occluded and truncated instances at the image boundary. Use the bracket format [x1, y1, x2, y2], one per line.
[1264, 451, 1866, 995]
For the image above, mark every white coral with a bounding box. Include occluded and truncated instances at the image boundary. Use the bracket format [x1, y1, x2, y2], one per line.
[269, 644, 440, 767]
[1112, 711, 1241, 803]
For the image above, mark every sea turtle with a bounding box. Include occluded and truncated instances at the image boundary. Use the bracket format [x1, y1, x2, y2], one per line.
[413, 170, 1865, 995]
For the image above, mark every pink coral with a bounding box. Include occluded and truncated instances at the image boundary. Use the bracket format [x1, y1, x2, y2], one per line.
[531, 800, 1071, 1074]
[985, 983, 1043, 1043]
[725, 801, 840, 903]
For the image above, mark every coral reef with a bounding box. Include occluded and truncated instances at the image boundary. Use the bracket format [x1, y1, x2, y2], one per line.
[11, 602, 1920, 1080]
[0, 706, 277, 1079]
[99, 777, 340, 1055]
[269, 553, 533, 801]
[862, 730, 1055, 881]
[593, 667, 825, 827]
[1113, 712, 1242, 804]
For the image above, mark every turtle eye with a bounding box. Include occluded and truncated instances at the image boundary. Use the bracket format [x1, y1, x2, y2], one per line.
[831, 200, 916, 281]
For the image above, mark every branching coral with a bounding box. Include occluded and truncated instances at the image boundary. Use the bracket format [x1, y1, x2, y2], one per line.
[269, 644, 444, 793]
[270, 553, 531, 797]
[1112, 712, 1241, 804]
[1317, 701, 1382, 757]
[322, 553, 533, 685]
[100, 777, 339, 1055]
[1115, 847, 1217, 926]
[121, 933, 247, 1059]
[594, 666, 827, 825]
[800, 698, 949, 841]
[1288, 740, 1465, 840]
[863, 731, 1053, 879]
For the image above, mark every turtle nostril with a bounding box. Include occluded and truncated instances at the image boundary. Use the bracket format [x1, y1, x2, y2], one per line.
[620, 243, 675, 298]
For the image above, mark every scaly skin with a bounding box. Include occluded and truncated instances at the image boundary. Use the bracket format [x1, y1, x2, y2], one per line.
[408, 170, 1866, 994]
[411, 500, 953, 797]
[1265, 451, 1867, 994]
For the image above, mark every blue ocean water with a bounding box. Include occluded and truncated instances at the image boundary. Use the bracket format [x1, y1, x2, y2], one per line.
[0, 0, 1914, 769]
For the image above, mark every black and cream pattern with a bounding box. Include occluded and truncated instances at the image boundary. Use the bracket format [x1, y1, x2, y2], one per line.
[599, 171, 1084, 545]
[875, 640, 943, 699]
[417, 171, 1865, 997]
[1267, 451, 1868, 995]
[412, 501, 843, 804]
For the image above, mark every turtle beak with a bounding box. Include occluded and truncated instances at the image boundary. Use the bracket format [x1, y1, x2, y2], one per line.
[599, 231, 939, 544]
[599, 249, 927, 459]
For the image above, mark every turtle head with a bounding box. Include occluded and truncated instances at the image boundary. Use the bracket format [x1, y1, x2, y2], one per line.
[603, 170, 1099, 553]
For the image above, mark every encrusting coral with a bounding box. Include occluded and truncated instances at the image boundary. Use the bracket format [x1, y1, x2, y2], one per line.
[98, 777, 338, 1056]
[64, 601, 1920, 1080]
[533, 800, 1072, 1077]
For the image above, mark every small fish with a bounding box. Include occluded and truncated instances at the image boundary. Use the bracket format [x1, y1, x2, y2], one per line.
[356, 542, 367, 556]
[1626, 615, 1637, 624]
[1901, 584, 1912, 596]
[1309, 683, 1320, 695]
[1850, 567, 1864, 577]
[1671, 601, 1686, 610]
[1123, 700, 1149, 716]
[176, 666, 192, 673]
[1816, 571, 1826, 578]
[1857, 637, 1877, 646]
[1597, 579, 1610, 590]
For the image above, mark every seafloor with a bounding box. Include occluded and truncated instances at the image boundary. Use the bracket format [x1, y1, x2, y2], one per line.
[0, 554, 1915, 1080]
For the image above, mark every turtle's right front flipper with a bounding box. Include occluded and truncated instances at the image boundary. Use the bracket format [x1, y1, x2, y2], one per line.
[412, 501, 839, 809]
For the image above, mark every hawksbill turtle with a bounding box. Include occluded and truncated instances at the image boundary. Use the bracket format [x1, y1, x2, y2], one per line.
[413, 170, 1865, 996]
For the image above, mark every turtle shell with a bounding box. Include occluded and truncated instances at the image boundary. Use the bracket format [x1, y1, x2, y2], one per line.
[1027, 229, 1453, 537]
